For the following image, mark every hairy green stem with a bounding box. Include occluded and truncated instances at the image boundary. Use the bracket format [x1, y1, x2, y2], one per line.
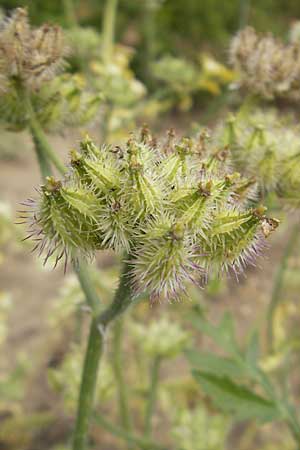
[102, 0, 118, 63]
[112, 318, 132, 433]
[267, 222, 299, 351]
[28, 116, 67, 175]
[73, 261, 102, 316]
[30, 124, 53, 178]
[73, 257, 134, 450]
[94, 413, 167, 450]
[22, 89, 66, 176]
[144, 355, 161, 438]
[73, 318, 104, 450]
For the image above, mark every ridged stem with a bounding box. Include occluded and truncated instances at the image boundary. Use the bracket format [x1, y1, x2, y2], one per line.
[102, 0, 118, 64]
[112, 318, 132, 433]
[29, 119, 67, 176]
[30, 124, 52, 179]
[26, 99, 67, 176]
[267, 222, 300, 352]
[73, 257, 134, 450]
[73, 318, 104, 450]
[73, 261, 102, 316]
[144, 355, 161, 438]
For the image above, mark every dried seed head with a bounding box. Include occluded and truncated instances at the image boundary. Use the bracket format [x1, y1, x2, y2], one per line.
[0, 8, 68, 91]
[0, 10, 101, 132]
[230, 26, 300, 100]
[219, 109, 300, 201]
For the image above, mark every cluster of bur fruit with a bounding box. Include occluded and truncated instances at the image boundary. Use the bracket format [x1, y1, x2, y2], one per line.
[230, 26, 300, 101]
[220, 109, 300, 207]
[25, 127, 278, 302]
[0, 8, 100, 132]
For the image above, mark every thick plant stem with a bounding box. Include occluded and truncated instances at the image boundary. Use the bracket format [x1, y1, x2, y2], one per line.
[102, 0, 118, 63]
[73, 319, 104, 450]
[239, 0, 251, 29]
[29, 116, 67, 176]
[267, 222, 299, 351]
[142, 1, 158, 89]
[144, 355, 161, 438]
[73, 260, 102, 316]
[112, 317, 132, 432]
[73, 257, 134, 450]
[24, 93, 66, 176]
[63, 0, 78, 28]
[30, 125, 52, 179]
[94, 413, 168, 450]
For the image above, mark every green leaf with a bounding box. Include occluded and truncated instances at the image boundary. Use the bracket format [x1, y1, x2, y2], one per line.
[245, 331, 260, 367]
[189, 312, 240, 355]
[193, 371, 282, 423]
[186, 350, 246, 379]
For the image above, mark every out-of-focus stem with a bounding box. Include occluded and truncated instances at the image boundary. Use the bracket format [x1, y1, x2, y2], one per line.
[144, 355, 161, 438]
[142, 1, 158, 89]
[30, 124, 52, 179]
[102, 0, 118, 63]
[94, 412, 167, 450]
[267, 222, 299, 351]
[239, 0, 251, 29]
[112, 317, 132, 433]
[26, 96, 67, 176]
[63, 0, 78, 28]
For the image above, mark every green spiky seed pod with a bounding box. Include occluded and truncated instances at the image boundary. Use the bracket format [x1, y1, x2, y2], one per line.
[218, 109, 300, 204]
[199, 207, 279, 276]
[30, 177, 102, 266]
[24, 128, 278, 302]
[131, 218, 202, 302]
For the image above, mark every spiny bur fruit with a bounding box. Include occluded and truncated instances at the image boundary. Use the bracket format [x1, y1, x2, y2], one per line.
[230, 26, 300, 101]
[0, 7, 67, 92]
[23, 127, 279, 302]
[219, 109, 300, 208]
[0, 8, 101, 131]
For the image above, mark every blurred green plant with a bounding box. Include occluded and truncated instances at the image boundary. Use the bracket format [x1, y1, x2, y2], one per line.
[171, 406, 229, 450]
[48, 344, 115, 414]
[187, 310, 300, 446]
[3, 5, 300, 450]
[0, 8, 101, 170]
[152, 53, 235, 111]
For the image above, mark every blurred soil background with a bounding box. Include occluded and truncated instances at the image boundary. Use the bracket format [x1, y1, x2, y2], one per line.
[1, 1, 300, 449]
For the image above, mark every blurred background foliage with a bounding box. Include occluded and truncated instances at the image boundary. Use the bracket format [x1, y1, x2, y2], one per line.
[2, 1, 300, 450]
[1, 1, 298, 44]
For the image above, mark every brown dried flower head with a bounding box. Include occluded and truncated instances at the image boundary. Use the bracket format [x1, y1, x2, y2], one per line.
[230, 26, 300, 100]
[0, 8, 68, 91]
